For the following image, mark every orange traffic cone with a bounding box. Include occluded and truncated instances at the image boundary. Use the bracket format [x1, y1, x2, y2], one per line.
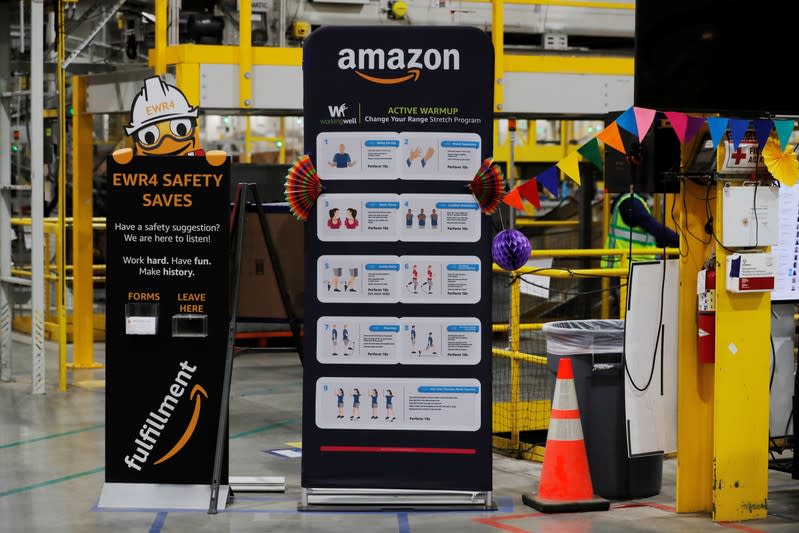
[522, 357, 610, 513]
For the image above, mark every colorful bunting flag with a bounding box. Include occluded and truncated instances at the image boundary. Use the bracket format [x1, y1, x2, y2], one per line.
[597, 122, 626, 155]
[754, 119, 773, 149]
[577, 137, 603, 171]
[615, 107, 638, 137]
[633, 107, 657, 142]
[707, 117, 728, 150]
[557, 152, 582, 186]
[537, 166, 560, 198]
[729, 119, 750, 150]
[774, 119, 795, 152]
[685, 116, 704, 144]
[518, 178, 541, 209]
[502, 188, 524, 210]
[664, 112, 688, 143]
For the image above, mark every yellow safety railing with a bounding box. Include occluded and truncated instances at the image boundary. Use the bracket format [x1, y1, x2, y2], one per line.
[9, 216, 107, 390]
[492, 247, 679, 458]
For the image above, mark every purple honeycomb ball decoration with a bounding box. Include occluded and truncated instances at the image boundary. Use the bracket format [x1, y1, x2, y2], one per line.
[492, 229, 532, 271]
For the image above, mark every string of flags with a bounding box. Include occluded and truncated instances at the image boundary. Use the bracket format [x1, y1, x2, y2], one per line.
[501, 107, 799, 213]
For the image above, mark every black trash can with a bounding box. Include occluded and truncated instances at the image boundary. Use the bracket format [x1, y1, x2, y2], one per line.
[542, 319, 663, 500]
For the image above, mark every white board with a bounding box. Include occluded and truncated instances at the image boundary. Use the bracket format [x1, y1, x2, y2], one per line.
[624, 260, 679, 456]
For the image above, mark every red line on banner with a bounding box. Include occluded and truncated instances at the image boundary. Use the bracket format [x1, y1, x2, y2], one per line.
[319, 445, 476, 455]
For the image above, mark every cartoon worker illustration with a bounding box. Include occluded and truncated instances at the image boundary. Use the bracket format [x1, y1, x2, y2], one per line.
[344, 208, 359, 229]
[329, 143, 356, 168]
[385, 389, 395, 421]
[328, 208, 342, 229]
[112, 76, 224, 165]
[421, 264, 434, 294]
[336, 388, 345, 418]
[370, 388, 379, 419]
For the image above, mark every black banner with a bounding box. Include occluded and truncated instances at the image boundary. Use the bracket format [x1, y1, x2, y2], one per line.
[105, 155, 229, 484]
[302, 26, 494, 491]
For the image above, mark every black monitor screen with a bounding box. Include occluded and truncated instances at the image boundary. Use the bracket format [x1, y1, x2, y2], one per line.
[634, 1, 799, 116]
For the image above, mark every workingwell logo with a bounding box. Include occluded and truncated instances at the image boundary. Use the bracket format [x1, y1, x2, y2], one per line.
[328, 103, 348, 118]
[124, 360, 208, 471]
[337, 47, 461, 85]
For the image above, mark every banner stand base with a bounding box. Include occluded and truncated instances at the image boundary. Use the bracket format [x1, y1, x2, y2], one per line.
[299, 488, 495, 511]
[97, 483, 230, 510]
[229, 476, 286, 493]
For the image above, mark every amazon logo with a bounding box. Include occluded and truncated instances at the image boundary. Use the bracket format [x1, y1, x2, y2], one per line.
[337, 47, 460, 85]
[124, 361, 207, 471]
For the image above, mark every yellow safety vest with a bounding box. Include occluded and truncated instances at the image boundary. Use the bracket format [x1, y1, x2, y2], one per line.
[601, 193, 657, 268]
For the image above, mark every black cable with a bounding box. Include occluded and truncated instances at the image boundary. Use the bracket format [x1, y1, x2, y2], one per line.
[670, 187, 690, 258]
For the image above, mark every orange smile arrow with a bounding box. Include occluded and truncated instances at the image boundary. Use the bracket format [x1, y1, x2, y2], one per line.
[154, 384, 208, 465]
[355, 69, 421, 85]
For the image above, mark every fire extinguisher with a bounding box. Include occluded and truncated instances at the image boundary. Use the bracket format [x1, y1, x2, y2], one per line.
[697, 259, 716, 364]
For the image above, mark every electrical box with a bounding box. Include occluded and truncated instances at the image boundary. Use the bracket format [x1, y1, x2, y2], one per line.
[725, 252, 775, 293]
[721, 184, 779, 247]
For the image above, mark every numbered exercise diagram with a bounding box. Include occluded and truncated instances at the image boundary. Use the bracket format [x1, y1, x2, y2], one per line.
[316, 131, 481, 180]
[317, 255, 401, 303]
[316, 317, 400, 365]
[317, 193, 480, 242]
[315, 377, 481, 431]
[400, 255, 481, 304]
[398, 317, 481, 365]
[315, 316, 481, 366]
[399, 194, 480, 242]
[317, 194, 401, 241]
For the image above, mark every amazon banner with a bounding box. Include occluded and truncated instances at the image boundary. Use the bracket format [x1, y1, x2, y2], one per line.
[302, 26, 494, 495]
[104, 154, 229, 485]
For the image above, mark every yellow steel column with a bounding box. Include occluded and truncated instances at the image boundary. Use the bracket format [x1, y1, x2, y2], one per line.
[243, 117, 252, 163]
[491, 0, 504, 113]
[279, 117, 286, 164]
[239, 1, 252, 109]
[601, 189, 610, 318]
[711, 181, 769, 521]
[618, 251, 628, 320]
[175, 62, 200, 107]
[154, 0, 167, 75]
[70, 75, 101, 372]
[509, 273, 521, 448]
[676, 179, 714, 513]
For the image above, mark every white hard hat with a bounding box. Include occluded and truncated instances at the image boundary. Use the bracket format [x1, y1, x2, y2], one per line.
[124, 76, 199, 135]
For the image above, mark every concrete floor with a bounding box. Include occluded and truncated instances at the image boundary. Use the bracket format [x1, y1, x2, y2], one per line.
[1, 333, 797, 533]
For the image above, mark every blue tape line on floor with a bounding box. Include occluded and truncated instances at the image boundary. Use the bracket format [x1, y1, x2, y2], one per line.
[149, 512, 168, 533]
[398, 512, 410, 533]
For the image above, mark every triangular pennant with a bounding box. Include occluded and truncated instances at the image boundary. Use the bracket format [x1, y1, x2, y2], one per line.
[556, 152, 582, 186]
[537, 166, 560, 198]
[774, 119, 795, 152]
[685, 116, 705, 144]
[633, 107, 657, 142]
[754, 119, 773, 149]
[706, 117, 728, 150]
[518, 178, 541, 210]
[577, 137, 603, 171]
[664, 112, 688, 143]
[729, 119, 750, 150]
[615, 107, 638, 137]
[597, 122, 626, 155]
[501, 187, 525, 211]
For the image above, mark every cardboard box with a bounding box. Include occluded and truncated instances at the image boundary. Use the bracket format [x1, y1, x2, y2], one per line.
[238, 211, 304, 320]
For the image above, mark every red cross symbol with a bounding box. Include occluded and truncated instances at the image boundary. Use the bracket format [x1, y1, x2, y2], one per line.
[731, 147, 747, 164]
